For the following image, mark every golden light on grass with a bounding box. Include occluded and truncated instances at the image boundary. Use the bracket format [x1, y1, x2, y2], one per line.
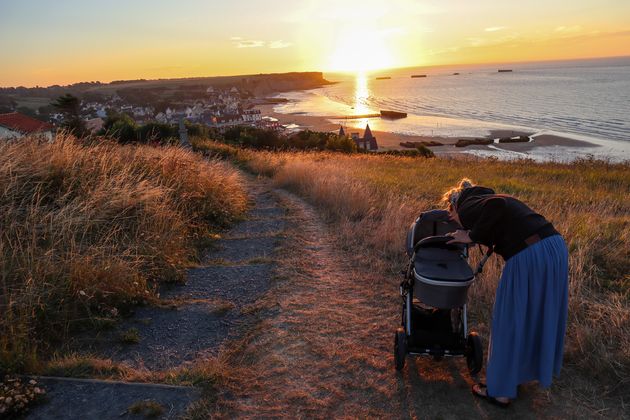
[0, 134, 248, 371]
[197, 143, 628, 390]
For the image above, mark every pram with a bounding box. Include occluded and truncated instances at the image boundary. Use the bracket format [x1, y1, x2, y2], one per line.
[394, 209, 492, 375]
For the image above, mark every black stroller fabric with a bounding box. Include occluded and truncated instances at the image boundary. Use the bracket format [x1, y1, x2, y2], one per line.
[406, 210, 461, 257]
[414, 247, 474, 282]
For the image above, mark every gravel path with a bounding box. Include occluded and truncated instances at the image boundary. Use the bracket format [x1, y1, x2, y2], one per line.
[27, 377, 200, 420]
[29, 179, 289, 419]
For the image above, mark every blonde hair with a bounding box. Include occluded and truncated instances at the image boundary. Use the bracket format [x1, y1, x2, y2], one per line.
[442, 178, 474, 209]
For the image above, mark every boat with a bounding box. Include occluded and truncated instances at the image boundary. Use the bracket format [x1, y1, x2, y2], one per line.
[498, 69, 513, 73]
[411, 74, 427, 78]
[376, 76, 391, 80]
[380, 110, 408, 119]
[453, 72, 460, 75]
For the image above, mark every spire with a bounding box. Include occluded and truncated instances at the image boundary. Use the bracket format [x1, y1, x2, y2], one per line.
[339, 125, 345, 137]
[364, 123, 374, 139]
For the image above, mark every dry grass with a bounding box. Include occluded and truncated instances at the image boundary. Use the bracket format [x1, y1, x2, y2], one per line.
[0, 134, 248, 372]
[230, 149, 629, 390]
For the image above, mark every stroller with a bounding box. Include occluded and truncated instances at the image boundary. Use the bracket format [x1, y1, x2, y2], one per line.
[394, 210, 492, 375]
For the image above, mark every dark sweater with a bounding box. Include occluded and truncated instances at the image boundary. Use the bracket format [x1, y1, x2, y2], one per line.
[456, 186, 559, 260]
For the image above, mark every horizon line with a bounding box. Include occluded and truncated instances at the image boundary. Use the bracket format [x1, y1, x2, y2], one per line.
[3, 54, 629, 90]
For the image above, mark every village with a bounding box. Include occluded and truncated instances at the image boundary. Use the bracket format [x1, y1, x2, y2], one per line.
[0, 82, 379, 150]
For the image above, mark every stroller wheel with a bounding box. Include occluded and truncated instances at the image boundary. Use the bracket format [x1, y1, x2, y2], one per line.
[394, 328, 407, 371]
[466, 332, 483, 375]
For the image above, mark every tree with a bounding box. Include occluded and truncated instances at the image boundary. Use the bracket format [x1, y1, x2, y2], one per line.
[326, 134, 357, 153]
[101, 112, 137, 143]
[52, 94, 87, 137]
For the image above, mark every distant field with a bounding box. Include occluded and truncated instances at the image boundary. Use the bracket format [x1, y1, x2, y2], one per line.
[13, 96, 51, 109]
[85, 72, 331, 95]
[193, 139, 629, 388]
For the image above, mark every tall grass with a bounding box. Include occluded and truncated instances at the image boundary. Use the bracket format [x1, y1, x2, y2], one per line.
[232, 148, 629, 389]
[0, 135, 247, 371]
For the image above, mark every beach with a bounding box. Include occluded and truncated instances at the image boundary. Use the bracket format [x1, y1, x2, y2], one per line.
[256, 103, 601, 160]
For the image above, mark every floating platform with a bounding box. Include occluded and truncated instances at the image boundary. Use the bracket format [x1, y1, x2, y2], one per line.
[334, 113, 381, 119]
[411, 74, 427, 78]
[498, 69, 513, 73]
[380, 110, 408, 119]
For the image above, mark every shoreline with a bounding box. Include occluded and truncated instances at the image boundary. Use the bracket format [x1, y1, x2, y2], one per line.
[255, 103, 609, 160]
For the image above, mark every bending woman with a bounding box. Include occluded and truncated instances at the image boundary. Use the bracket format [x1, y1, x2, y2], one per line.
[444, 179, 568, 407]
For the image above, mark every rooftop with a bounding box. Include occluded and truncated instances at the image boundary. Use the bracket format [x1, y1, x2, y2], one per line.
[0, 112, 54, 134]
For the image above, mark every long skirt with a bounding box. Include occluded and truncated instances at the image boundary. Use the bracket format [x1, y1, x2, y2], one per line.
[486, 235, 569, 399]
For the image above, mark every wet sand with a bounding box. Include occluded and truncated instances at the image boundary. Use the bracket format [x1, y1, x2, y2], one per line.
[255, 104, 596, 155]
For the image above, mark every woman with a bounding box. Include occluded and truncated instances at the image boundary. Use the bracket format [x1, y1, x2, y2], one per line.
[444, 179, 568, 408]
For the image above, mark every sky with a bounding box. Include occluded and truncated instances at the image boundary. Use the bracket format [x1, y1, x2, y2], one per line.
[1, 0, 629, 87]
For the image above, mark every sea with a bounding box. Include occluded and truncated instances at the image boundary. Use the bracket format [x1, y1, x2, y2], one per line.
[273, 57, 630, 162]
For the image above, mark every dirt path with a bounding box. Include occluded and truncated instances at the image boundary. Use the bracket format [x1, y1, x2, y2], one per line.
[215, 186, 600, 419]
[29, 176, 609, 419]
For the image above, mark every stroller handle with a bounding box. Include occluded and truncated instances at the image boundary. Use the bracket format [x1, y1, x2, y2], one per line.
[413, 235, 465, 252]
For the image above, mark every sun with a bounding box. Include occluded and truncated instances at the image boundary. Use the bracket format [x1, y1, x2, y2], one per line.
[327, 29, 396, 73]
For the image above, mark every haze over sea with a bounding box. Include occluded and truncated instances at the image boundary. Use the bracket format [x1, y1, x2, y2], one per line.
[274, 57, 630, 161]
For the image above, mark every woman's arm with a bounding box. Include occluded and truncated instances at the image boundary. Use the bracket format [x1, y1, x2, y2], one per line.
[447, 229, 472, 244]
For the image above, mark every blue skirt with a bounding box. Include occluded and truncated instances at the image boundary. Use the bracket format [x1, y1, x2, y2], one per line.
[486, 235, 569, 398]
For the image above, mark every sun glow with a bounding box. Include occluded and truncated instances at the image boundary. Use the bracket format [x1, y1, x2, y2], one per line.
[353, 72, 371, 115]
[327, 29, 397, 73]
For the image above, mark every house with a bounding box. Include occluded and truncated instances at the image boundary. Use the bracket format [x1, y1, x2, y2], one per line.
[351, 124, 378, 151]
[0, 112, 54, 141]
[213, 114, 243, 128]
[243, 109, 262, 123]
[85, 117, 104, 134]
[155, 112, 167, 123]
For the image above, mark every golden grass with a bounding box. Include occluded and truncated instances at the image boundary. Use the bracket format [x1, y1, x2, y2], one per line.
[232, 149, 629, 388]
[0, 134, 248, 372]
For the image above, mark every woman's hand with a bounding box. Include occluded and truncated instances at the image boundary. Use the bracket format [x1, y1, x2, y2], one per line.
[446, 229, 473, 244]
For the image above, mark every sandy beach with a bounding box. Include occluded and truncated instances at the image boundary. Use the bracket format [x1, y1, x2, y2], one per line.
[255, 103, 596, 157]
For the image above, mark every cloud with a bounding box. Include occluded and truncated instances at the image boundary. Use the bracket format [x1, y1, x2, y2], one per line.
[269, 40, 293, 49]
[485, 26, 506, 32]
[235, 39, 265, 48]
[555, 25, 582, 33]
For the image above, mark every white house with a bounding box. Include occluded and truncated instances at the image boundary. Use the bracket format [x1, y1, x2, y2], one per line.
[0, 112, 54, 141]
[243, 109, 262, 123]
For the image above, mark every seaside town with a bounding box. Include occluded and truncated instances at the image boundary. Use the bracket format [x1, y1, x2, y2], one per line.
[0, 79, 379, 150]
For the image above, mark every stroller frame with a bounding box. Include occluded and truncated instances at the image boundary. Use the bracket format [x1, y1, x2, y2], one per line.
[394, 219, 493, 374]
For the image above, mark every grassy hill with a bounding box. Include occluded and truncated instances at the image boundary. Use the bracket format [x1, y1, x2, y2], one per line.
[0, 135, 247, 371]
[194, 138, 629, 389]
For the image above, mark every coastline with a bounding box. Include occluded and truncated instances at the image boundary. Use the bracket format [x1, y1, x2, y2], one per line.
[255, 103, 606, 160]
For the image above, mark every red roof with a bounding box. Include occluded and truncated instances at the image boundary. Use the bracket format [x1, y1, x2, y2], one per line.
[0, 112, 54, 134]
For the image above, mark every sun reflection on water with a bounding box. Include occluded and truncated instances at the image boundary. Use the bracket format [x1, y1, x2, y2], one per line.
[353, 72, 371, 115]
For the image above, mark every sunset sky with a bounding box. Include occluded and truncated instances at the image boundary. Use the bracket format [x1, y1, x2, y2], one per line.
[1, 0, 629, 87]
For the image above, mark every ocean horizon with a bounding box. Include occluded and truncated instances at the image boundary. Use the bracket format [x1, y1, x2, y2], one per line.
[273, 56, 630, 161]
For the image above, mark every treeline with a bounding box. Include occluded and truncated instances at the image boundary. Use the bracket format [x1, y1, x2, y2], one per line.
[221, 126, 358, 153]
[99, 112, 213, 144]
[216, 126, 433, 156]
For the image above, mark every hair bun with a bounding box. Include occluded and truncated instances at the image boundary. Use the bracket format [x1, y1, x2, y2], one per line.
[459, 178, 473, 189]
